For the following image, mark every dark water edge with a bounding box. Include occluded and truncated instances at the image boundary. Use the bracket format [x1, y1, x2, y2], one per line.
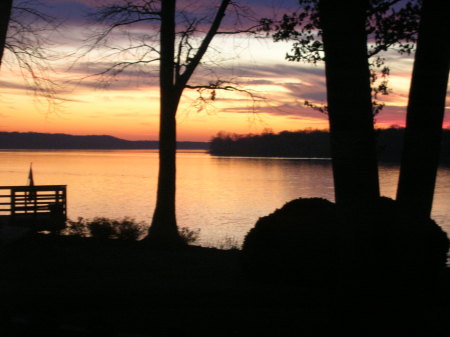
[1, 234, 449, 337]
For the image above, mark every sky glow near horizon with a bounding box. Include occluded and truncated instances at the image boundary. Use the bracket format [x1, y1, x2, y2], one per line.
[0, 0, 448, 141]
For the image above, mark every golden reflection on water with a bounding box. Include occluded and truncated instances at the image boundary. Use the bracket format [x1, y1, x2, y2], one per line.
[0, 150, 449, 247]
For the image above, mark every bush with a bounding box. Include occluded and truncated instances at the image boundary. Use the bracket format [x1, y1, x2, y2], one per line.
[115, 217, 146, 241]
[349, 197, 449, 284]
[215, 235, 240, 250]
[242, 198, 338, 285]
[179, 227, 200, 244]
[63, 217, 90, 237]
[88, 217, 118, 239]
[62, 217, 146, 241]
[242, 197, 449, 288]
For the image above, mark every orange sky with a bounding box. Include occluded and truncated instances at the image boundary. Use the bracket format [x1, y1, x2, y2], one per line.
[0, 10, 449, 142]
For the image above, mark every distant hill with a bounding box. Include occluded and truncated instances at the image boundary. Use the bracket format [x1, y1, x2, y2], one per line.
[0, 132, 209, 150]
[209, 128, 450, 165]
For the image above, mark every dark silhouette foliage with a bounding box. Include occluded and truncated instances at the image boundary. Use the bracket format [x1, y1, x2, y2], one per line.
[210, 130, 331, 158]
[242, 198, 339, 285]
[378, 128, 450, 165]
[209, 127, 450, 165]
[64, 217, 146, 241]
[242, 197, 449, 289]
[178, 227, 201, 245]
[210, 128, 450, 165]
[262, 0, 421, 115]
[345, 198, 449, 287]
[62, 217, 202, 245]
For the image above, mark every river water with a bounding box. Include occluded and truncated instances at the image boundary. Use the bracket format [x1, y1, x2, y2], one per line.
[0, 150, 449, 248]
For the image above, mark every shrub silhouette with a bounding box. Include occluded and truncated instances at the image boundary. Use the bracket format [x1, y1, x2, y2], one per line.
[63, 217, 90, 237]
[242, 197, 449, 288]
[63, 218, 199, 244]
[346, 197, 449, 287]
[242, 198, 339, 285]
[178, 226, 200, 244]
[88, 217, 118, 239]
[63, 217, 146, 240]
[115, 217, 146, 241]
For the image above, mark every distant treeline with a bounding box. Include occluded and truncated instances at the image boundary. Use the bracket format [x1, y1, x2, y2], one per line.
[209, 128, 450, 165]
[0, 132, 208, 150]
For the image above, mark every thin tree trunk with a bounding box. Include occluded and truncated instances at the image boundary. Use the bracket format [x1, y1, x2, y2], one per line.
[147, 0, 183, 245]
[0, 0, 13, 67]
[396, 0, 450, 218]
[319, 0, 380, 211]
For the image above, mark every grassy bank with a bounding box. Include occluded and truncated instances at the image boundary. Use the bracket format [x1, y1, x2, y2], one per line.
[1, 234, 449, 336]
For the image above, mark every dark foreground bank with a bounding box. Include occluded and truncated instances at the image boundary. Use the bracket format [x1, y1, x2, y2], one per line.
[1, 234, 449, 337]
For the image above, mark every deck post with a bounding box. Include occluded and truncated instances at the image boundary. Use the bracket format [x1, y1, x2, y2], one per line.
[11, 189, 16, 218]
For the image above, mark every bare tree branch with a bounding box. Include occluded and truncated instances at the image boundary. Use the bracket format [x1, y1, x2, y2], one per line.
[176, 0, 231, 89]
[3, 0, 62, 110]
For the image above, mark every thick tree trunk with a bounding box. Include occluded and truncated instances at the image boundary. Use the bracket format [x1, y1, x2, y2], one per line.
[319, 0, 380, 210]
[147, 0, 183, 246]
[147, 0, 231, 246]
[396, 0, 450, 218]
[0, 0, 13, 67]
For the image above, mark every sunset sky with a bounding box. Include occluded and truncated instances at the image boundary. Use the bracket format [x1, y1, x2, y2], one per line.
[0, 0, 448, 141]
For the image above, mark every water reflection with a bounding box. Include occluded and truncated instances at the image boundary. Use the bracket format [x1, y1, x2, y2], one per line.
[0, 150, 448, 248]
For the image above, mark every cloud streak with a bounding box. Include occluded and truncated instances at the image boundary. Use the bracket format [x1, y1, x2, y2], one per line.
[3, 0, 447, 140]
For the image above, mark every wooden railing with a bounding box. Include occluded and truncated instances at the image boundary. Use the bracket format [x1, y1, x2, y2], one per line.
[0, 185, 67, 228]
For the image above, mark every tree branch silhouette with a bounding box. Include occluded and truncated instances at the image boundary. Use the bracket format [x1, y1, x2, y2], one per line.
[262, 0, 421, 116]
[82, 0, 262, 246]
[2, 0, 62, 109]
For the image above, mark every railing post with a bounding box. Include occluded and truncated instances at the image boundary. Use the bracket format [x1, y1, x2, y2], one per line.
[33, 188, 38, 214]
[11, 189, 15, 218]
[63, 186, 67, 218]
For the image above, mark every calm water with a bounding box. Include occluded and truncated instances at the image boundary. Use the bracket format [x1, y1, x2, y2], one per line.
[0, 150, 449, 248]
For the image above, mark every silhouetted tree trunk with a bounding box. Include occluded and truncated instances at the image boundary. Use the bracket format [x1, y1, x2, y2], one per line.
[396, 0, 450, 217]
[319, 0, 380, 210]
[88, 0, 247, 246]
[147, 0, 231, 246]
[0, 0, 13, 67]
[147, 0, 181, 245]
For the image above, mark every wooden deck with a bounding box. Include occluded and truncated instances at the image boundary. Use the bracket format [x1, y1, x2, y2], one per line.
[0, 185, 67, 231]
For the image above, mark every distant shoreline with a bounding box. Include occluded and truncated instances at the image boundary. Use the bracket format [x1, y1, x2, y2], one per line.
[0, 131, 209, 150]
[0, 148, 209, 151]
[1, 129, 449, 165]
[209, 128, 450, 165]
